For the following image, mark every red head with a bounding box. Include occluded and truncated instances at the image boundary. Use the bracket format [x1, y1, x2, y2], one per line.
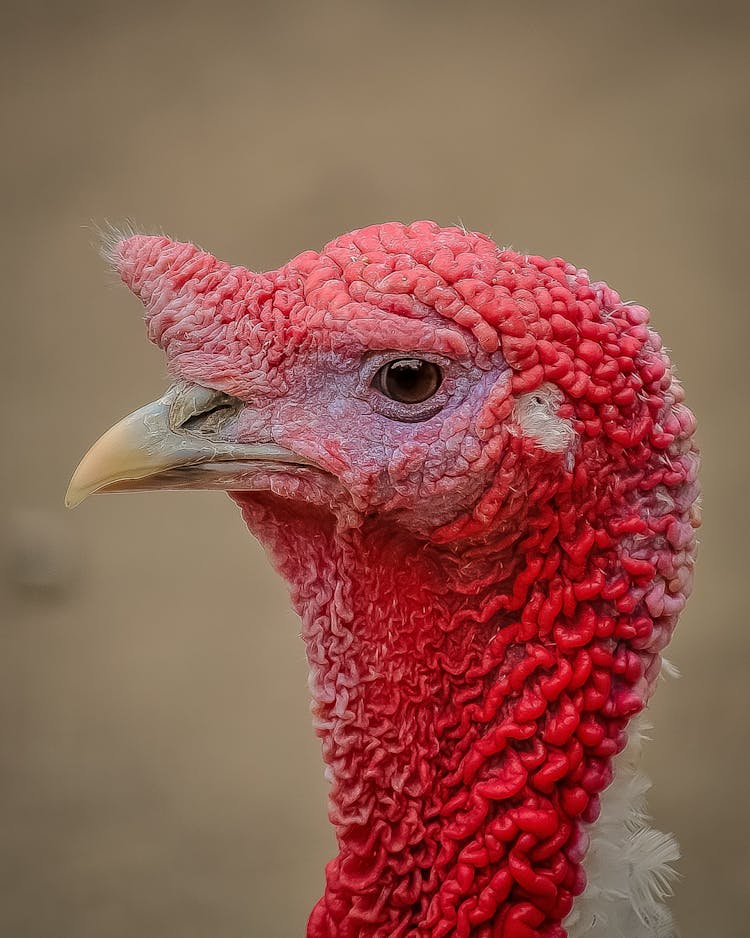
[71, 222, 699, 937]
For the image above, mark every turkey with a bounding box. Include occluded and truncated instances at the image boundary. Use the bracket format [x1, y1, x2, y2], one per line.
[67, 221, 700, 938]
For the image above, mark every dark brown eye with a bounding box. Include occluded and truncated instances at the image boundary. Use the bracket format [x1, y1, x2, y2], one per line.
[374, 359, 442, 404]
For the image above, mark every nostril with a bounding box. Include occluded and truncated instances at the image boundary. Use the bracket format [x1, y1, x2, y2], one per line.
[169, 383, 242, 435]
[180, 402, 237, 434]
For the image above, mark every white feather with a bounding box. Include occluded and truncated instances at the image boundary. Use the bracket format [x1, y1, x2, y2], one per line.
[564, 715, 680, 938]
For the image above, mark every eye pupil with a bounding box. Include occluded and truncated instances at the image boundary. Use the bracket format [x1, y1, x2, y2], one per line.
[377, 359, 442, 404]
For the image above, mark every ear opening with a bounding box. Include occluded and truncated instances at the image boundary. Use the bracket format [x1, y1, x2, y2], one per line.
[512, 384, 577, 458]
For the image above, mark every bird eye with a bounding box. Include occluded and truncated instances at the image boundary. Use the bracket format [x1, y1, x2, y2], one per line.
[373, 359, 442, 404]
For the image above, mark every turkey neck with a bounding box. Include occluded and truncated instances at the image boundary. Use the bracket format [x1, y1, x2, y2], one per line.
[304, 525, 514, 938]
[234, 492, 567, 938]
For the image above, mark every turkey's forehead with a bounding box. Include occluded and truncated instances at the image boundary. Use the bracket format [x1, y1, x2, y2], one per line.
[289, 299, 478, 360]
[292, 225, 508, 357]
[165, 296, 484, 400]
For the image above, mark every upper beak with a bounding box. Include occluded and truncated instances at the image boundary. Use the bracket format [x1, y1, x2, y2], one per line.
[65, 382, 315, 508]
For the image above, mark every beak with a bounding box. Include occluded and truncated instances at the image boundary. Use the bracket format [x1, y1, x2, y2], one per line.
[65, 383, 315, 508]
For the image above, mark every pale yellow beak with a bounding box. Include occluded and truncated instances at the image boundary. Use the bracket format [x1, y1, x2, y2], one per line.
[65, 383, 315, 508]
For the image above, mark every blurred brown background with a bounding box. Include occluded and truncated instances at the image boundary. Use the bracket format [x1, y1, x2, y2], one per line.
[1, 2, 748, 935]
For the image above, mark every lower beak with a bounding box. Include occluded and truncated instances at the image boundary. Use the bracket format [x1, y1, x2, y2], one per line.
[65, 383, 314, 508]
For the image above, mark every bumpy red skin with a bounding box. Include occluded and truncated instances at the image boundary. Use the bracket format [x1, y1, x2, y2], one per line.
[113, 222, 699, 938]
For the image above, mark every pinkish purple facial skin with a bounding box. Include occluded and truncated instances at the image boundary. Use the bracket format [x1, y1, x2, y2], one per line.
[230, 352, 509, 530]
[102, 222, 699, 938]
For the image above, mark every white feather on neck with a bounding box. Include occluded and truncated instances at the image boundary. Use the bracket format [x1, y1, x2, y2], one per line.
[564, 704, 680, 938]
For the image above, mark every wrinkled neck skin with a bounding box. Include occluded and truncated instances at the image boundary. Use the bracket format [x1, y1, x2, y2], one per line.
[232, 465, 694, 938]
[233, 498, 579, 938]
